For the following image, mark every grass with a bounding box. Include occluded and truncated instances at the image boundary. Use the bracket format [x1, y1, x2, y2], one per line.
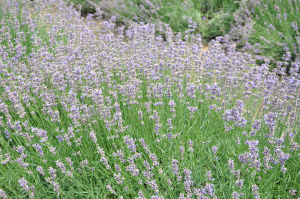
[0, 0, 299, 198]
[247, 0, 300, 71]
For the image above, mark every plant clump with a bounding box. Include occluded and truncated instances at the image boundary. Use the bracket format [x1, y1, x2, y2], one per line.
[0, 0, 299, 198]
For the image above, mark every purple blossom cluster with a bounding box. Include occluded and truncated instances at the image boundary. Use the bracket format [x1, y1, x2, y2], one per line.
[0, 0, 299, 198]
[223, 100, 247, 129]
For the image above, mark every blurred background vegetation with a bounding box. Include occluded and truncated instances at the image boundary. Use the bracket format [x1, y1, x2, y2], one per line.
[43, 0, 300, 72]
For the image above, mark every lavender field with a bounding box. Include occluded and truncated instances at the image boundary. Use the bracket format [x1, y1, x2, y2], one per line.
[0, 0, 299, 198]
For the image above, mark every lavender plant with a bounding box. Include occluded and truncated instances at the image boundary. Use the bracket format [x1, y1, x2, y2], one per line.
[77, 0, 239, 44]
[226, 0, 300, 74]
[0, 0, 299, 198]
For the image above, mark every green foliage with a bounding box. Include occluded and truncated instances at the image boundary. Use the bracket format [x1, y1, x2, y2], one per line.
[68, 0, 240, 43]
[0, 1, 33, 57]
[193, 0, 239, 14]
[0, 1, 67, 60]
[68, 0, 96, 15]
[0, 1, 299, 198]
[69, 0, 300, 72]
[248, 0, 300, 66]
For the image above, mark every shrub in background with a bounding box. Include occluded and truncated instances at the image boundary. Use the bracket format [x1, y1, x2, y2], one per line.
[70, 0, 240, 44]
[250, 0, 299, 74]
[68, 0, 96, 15]
[69, 0, 300, 75]
[226, 0, 300, 74]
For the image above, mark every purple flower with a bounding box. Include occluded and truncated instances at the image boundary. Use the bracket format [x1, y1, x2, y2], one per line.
[252, 184, 260, 199]
[56, 135, 64, 143]
[252, 120, 261, 130]
[264, 112, 277, 129]
[205, 183, 215, 197]
[212, 146, 218, 155]
[18, 178, 30, 191]
[223, 100, 247, 128]
[123, 136, 136, 153]
[33, 143, 44, 156]
[56, 160, 66, 174]
[171, 159, 179, 176]
[183, 168, 193, 197]
[0, 189, 7, 199]
[125, 159, 139, 177]
[206, 170, 214, 181]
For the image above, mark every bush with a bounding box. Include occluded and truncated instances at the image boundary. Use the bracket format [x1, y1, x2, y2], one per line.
[69, 0, 240, 44]
[68, 0, 300, 74]
[226, 0, 300, 74]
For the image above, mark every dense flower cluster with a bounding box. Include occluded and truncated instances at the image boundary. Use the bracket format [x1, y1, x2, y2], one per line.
[0, 0, 299, 198]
